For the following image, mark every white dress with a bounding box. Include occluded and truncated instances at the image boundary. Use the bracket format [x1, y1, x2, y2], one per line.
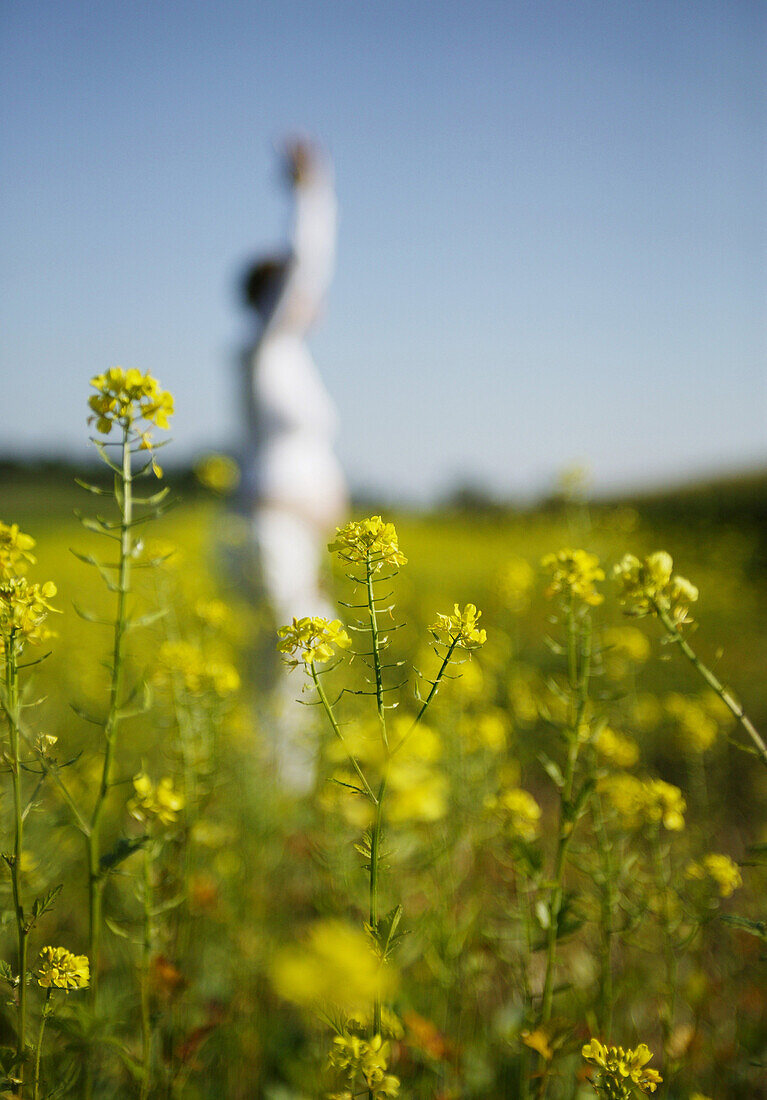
[244, 156, 347, 628]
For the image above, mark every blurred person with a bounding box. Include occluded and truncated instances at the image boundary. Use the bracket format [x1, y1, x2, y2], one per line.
[239, 139, 348, 789]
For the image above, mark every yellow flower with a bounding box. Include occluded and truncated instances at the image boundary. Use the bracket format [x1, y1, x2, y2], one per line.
[269, 920, 396, 1014]
[387, 765, 448, 824]
[129, 772, 185, 827]
[594, 727, 640, 769]
[485, 787, 541, 841]
[0, 522, 36, 578]
[521, 1029, 553, 1061]
[194, 598, 233, 630]
[686, 852, 742, 897]
[542, 549, 604, 606]
[194, 453, 241, 494]
[603, 626, 651, 680]
[328, 516, 407, 571]
[461, 709, 509, 753]
[0, 577, 58, 652]
[599, 773, 685, 832]
[613, 551, 698, 625]
[496, 557, 535, 611]
[429, 603, 487, 649]
[37, 946, 90, 991]
[329, 1033, 399, 1097]
[88, 367, 174, 441]
[277, 616, 352, 669]
[582, 1038, 661, 1097]
[665, 693, 718, 753]
[153, 640, 239, 697]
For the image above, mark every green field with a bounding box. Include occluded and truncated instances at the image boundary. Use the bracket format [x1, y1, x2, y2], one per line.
[0, 463, 765, 1099]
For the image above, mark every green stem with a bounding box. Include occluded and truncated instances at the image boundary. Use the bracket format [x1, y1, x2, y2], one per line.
[364, 555, 388, 1094]
[139, 845, 153, 1100]
[310, 665, 376, 803]
[540, 609, 592, 1030]
[391, 637, 460, 756]
[6, 635, 28, 1095]
[365, 553, 387, 749]
[592, 791, 615, 1039]
[32, 990, 51, 1100]
[654, 602, 767, 768]
[369, 775, 387, 1039]
[88, 426, 133, 1011]
[650, 827, 677, 1097]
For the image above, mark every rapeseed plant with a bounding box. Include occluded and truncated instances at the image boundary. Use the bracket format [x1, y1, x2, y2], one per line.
[1, 371, 765, 1097]
[277, 517, 485, 1097]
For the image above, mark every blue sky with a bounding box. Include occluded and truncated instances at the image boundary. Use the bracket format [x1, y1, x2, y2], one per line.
[2, 1, 764, 501]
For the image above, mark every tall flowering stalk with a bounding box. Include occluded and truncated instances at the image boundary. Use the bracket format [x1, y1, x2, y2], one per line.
[277, 516, 486, 1097]
[72, 368, 173, 1015]
[538, 550, 603, 1029]
[33, 947, 89, 1100]
[613, 551, 767, 768]
[0, 525, 58, 1094]
[127, 771, 185, 1100]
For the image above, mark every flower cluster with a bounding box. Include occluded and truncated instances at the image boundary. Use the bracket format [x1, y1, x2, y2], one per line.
[153, 640, 240, 697]
[128, 772, 185, 828]
[484, 787, 541, 842]
[598, 773, 686, 832]
[269, 920, 396, 1015]
[686, 852, 742, 898]
[582, 1039, 661, 1097]
[496, 557, 535, 612]
[277, 616, 351, 669]
[664, 693, 719, 753]
[613, 551, 698, 625]
[37, 946, 90, 991]
[0, 522, 36, 577]
[328, 516, 407, 571]
[0, 577, 58, 652]
[542, 549, 604, 606]
[594, 726, 640, 769]
[328, 1033, 400, 1098]
[430, 603, 487, 650]
[194, 453, 241, 494]
[88, 367, 174, 440]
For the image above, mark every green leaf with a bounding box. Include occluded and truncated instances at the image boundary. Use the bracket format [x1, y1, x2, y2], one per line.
[720, 913, 767, 942]
[72, 602, 112, 626]
[538, 753, 564, 790]
[30, 884, 63, 924]
[369, 905, 408, 961]
[124, 608, 168, 631]
[0, 962, 13, 987]
[99, 836, 147, 873]
[74, 477, 111, 496]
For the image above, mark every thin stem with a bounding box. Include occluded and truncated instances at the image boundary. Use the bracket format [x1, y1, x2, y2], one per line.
[6, 635, 29, 1095]
[88, 425, 133, 1011]
[364, 554, 388, 1085]
[365, 553, 387, 749]
[369, 774, 387, 1039]
[392, 637, 460, 756]
[139, 844, 153, 1100]
[540, 609, 593, 1029]
[650, 827, 677, 1098]
[310, 665, 376, 803]
[592, 790, 615, 1039]
[654, 602, 767, 768]
[32, 990, 52, 1100]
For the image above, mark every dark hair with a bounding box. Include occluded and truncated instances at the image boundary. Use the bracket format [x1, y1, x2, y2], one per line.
[242, 256, 289, 316]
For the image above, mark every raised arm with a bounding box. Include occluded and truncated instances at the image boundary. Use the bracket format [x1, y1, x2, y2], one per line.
[271, 140, 337, 334]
